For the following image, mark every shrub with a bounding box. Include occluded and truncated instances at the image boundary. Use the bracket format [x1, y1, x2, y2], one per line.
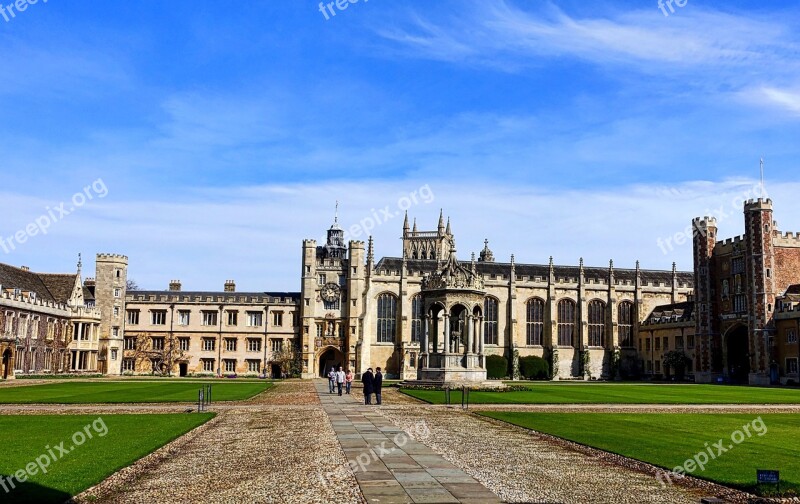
[486, 355, 509, 379]
[519, 356, 549, 380]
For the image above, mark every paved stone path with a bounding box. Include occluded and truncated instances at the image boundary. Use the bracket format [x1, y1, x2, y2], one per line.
[316, 381, 502, 504]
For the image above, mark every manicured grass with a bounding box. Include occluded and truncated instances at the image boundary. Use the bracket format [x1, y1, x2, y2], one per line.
[481, 412, 799, 495]
[0, 381, 272, 404]
[401, 383, 800, 404]
[0, 413, 214, 503]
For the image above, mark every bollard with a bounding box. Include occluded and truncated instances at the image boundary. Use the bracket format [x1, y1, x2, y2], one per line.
[207, 384, 212, 405]
[444, 386, 450, 405]
[198, 388, 204, 412]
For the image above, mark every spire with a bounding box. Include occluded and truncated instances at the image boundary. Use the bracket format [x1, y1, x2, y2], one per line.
[77, 253, 82, 275]
[412, 218, 418, 234]
[510, 254, 516, 276]
[445, 217, 451, 236]
[367, 236, 374, 265]
[579, 257, 584, 274]
[437, 209, 445, 234]
[608, 259, 615, 284]
[335, 200, 339, 225]
[403, 211, 410, 236]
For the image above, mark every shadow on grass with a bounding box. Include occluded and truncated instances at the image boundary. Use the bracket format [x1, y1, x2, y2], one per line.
[0, 475, 72, 504]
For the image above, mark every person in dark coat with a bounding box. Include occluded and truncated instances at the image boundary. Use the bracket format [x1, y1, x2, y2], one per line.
[374, 367, 383, 405]
[361, 368, 374, 405]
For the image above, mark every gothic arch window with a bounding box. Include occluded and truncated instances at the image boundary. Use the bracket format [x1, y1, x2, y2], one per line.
[411, 294, 424, 343]
[618, 301, 634, 347]
[376, 293, 397, 344]
[526, 298, 545, 346]
[557, 299, 576, 347]
[484, 297, 499, 345]
[588, 300, 606, 347]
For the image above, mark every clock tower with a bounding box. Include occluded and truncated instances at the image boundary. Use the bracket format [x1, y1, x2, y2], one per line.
[300, 208, 365, 378]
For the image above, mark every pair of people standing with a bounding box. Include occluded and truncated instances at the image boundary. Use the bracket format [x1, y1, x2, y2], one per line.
[328, 366, 354, 396]
[361, 367, 383, 405]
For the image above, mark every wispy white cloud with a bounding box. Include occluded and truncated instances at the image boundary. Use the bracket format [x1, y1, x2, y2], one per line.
[377, 1, 798, 73]
[741, 86, 800, 116]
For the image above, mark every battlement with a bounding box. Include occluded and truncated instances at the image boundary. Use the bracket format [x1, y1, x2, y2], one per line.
[96, 253, 128, 263]
[349, 240, 365, 249]
[773, 231, 800, 248]
[718, 235, 745, 246]
[0, 289, 69, 312]
[303, 239, 317, 246]
[692, 216, 718, 226]
[744, 198, 773, 210]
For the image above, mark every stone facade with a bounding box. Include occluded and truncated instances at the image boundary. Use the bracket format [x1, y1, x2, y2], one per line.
[693, 199, 800, 384]
[300, 212, 694, 379]
[122, 285, 298, 376]
[0, 259, 102, 378]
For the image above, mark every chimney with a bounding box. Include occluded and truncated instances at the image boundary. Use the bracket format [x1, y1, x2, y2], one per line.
[224, 280, 236, 293]
[169, 280, 182, 292]
[20, 266, 30, 272]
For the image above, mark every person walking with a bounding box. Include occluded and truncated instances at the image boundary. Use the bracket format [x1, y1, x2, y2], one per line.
[336, 366, 345, 396]
[374, 367, 384, 405]
[345, 369, 353, 395]
[362, 368, 374, 405]
[328, 367, 336, 394]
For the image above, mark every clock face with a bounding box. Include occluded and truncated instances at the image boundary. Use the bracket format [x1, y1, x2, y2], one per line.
[320, 283, 341, 302]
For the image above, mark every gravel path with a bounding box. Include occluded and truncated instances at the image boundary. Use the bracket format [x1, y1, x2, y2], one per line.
[377, 389, 747, 504]
[75, 381, 365, 504]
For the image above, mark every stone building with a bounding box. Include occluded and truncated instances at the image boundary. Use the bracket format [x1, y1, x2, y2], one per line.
[0, 259, 102, 378]
[637, 300, 696, 378]
[693, 198, 800, 384]
[300, 211, 694, 379]
[122, 280, 299, 377]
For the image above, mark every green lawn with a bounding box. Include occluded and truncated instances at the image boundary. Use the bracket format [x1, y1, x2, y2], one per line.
[401, 383, 800, 404]
[0, 381, 272, 404]
[0, 413, 214, 503]
[481, 412, 799, 495]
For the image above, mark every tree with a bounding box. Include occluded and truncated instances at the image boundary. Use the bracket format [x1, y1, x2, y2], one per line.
[663, 350, 692, 380]
[126, 279, 140, 291]
[126, 333, 188, 375]
[271, 344, 303, 378]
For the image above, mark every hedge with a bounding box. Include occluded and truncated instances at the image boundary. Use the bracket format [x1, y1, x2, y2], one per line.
[519, 356, 549, 380]
[486, 355, 509, 379]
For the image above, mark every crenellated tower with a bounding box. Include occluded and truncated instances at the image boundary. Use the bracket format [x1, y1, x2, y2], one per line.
[94, 253, 128, 375]
[692, 216, 718, 381]
[744, 198, 777, 383]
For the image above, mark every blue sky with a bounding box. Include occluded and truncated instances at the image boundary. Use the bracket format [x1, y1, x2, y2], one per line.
[2, 0, 800, 291]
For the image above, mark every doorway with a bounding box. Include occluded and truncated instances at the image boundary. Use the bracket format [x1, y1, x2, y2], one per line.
[726, 326, 750, 383]
[318, 347, 345, 377]
[2, 349, 11, 379]
[179, 363, 188, 377]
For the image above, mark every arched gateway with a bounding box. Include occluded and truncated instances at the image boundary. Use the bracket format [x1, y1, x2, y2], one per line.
[415, 246, 489, 385]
